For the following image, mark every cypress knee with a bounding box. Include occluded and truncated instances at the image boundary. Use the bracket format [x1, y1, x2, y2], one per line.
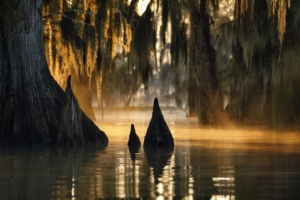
[143, 98, 174, 150]
[127, 124, 141, 149]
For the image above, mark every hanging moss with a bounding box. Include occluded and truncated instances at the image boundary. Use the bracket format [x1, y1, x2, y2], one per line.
[212, 0, 300, 126]
[41, 0, 300, 126]
[129, 3, 156, 86]
[160, 0, 169, 45]
[114, 11, 122, 37]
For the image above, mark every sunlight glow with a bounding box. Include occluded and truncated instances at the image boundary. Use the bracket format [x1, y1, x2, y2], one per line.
[67, 0, 73, 9]
[157, 196, 164, 200]
[127, 0, 151, 16]
[157, 182, 164, 194]
[211, 195, 235, 200]
[71, 177, 75, 200]
[92, 109, 300, 198]
[217, 0, 234, 21]
[212, 177, 235, 181]
[116, 154, 126, 198]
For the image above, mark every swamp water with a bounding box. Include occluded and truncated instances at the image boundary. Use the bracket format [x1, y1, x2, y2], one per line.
[0, 109, 300, 199]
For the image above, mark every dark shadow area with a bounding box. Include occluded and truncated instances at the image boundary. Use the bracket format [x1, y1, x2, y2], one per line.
[143, 98, 174, 149]
[127, 124, 141, 160]
[144, 147, 174, 184]
[128, 145, 140, 161]
[0, 146, 104, 200]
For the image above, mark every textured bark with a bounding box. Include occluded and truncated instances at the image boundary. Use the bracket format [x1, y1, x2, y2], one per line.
[143, 98, 174, 150]
[58, 75, 85, 146]
[58, 69, 96, 122]
[189, 1, 220, 125]
[58, 76, 108, 146]
[0, 0, 108, 147]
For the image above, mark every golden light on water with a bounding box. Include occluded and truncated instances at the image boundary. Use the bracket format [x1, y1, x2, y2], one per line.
[87, 108, 300, 198]
[47, 108, 300, 199]
[96, 108, 300, 153]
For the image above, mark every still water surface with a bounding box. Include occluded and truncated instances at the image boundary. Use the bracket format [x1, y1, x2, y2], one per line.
[1, 109, 300, 199]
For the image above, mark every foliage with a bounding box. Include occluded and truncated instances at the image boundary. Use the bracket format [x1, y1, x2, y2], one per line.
[42, 0, 300, 126]
[43, 0, 132, 106]
[214, 0, 300, 125]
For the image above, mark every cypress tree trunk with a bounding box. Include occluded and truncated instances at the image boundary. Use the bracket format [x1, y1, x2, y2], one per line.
[188, 18, 197, 118]
[189, 0, 220, 125]
[0, 0, 108, 147]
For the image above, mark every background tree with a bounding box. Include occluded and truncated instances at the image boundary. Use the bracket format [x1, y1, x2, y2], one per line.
[214, 0, 300, 126]
[43, 0, 137, 111]
[43, 0, 300, 127]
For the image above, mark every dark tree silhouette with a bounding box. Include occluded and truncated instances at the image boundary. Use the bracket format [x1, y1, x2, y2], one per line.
[127, 124, 141, 160]
[127, 124, 141, 149]
[0, 0, 108, 147]
[144, 98, 174, 150]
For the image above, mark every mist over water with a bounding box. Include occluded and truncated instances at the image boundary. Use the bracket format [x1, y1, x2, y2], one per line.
[1, 108, 300, 199]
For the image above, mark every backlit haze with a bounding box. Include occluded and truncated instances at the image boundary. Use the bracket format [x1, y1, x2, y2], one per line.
[127, 0, 151, 15]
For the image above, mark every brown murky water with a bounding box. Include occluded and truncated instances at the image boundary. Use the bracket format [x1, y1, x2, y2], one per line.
[1, 109, 300, 199]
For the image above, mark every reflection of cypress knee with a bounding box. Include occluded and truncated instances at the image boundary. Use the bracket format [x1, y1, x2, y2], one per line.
[143, 98, 174, 150]
[144, 148, 173, 184]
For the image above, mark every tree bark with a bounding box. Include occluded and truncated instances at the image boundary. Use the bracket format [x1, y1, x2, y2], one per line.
[189, 1, 220, 125]
[0, 0, 108, 147]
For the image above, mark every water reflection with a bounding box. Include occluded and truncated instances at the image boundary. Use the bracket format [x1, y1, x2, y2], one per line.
[144, 147, 173, 184]
[1, 109, 300, 199]
[128, 147, 139, 161]
[0, 146, 101, 200]
[144, 147, 174, 198]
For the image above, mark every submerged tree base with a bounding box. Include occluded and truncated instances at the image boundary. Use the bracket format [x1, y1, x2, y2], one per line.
[0, 76, 108, 148]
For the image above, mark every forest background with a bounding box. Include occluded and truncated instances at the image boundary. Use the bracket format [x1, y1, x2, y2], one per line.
[43, 0, 300, 127]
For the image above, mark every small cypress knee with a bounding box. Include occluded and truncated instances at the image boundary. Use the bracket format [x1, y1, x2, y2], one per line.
[127, 124, 141, 149]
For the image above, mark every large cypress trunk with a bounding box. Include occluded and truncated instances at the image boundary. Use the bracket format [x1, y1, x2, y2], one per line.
[189, 0, 220, 125]
[0, 0, 108, 147]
